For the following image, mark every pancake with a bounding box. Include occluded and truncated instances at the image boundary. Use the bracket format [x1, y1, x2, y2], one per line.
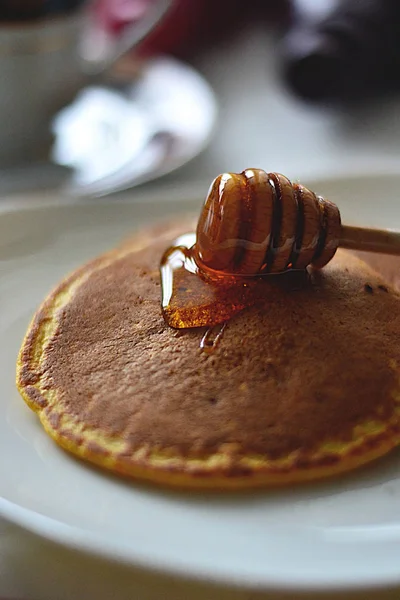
[353, 252, 400, 293]
[16, 220, 400, 489]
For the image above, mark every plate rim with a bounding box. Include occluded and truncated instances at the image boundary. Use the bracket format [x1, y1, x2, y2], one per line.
[2, 495, 400, 594]
[2, 171, 400, 593]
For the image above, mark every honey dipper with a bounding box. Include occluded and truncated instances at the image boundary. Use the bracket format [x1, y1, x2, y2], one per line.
[194, 169, 400, 275]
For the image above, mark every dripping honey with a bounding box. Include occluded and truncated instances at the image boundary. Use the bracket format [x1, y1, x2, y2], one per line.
[200, 323, 227, 355]
[160, 232, 309, 330]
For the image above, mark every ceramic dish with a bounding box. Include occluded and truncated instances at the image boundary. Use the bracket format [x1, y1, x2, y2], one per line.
[1, 172, 400, 593]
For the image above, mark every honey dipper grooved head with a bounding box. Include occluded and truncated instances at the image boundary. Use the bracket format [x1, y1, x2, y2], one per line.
[195, 169, 342, 275]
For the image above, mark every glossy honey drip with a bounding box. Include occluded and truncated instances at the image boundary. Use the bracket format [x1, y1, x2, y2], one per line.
[200, 323, 227, 355]
[160, 233, 261, 330]
[160, 233, 310, 331]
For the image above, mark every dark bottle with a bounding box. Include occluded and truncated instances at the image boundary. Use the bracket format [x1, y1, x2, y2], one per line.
[281, 0, 400, 102]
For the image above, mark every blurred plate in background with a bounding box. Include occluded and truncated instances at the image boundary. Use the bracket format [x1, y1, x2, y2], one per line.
[0, 56, 217, 197]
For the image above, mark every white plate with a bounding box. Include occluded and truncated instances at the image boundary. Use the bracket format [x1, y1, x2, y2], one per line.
[1, 171, 400, 594]
[0, 57, 217, 197]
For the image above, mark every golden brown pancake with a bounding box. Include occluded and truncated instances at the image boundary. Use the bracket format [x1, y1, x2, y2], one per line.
[16, 220, 400, 489]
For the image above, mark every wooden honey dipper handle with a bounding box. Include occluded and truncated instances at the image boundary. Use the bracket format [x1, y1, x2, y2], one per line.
[340, 225, 400, 256]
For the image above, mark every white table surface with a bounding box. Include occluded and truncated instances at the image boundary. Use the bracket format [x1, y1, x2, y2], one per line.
[2, 22, 400, 600]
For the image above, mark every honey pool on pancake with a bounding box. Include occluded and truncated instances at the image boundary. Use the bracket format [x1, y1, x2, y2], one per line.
[160, 232, 309, 352]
